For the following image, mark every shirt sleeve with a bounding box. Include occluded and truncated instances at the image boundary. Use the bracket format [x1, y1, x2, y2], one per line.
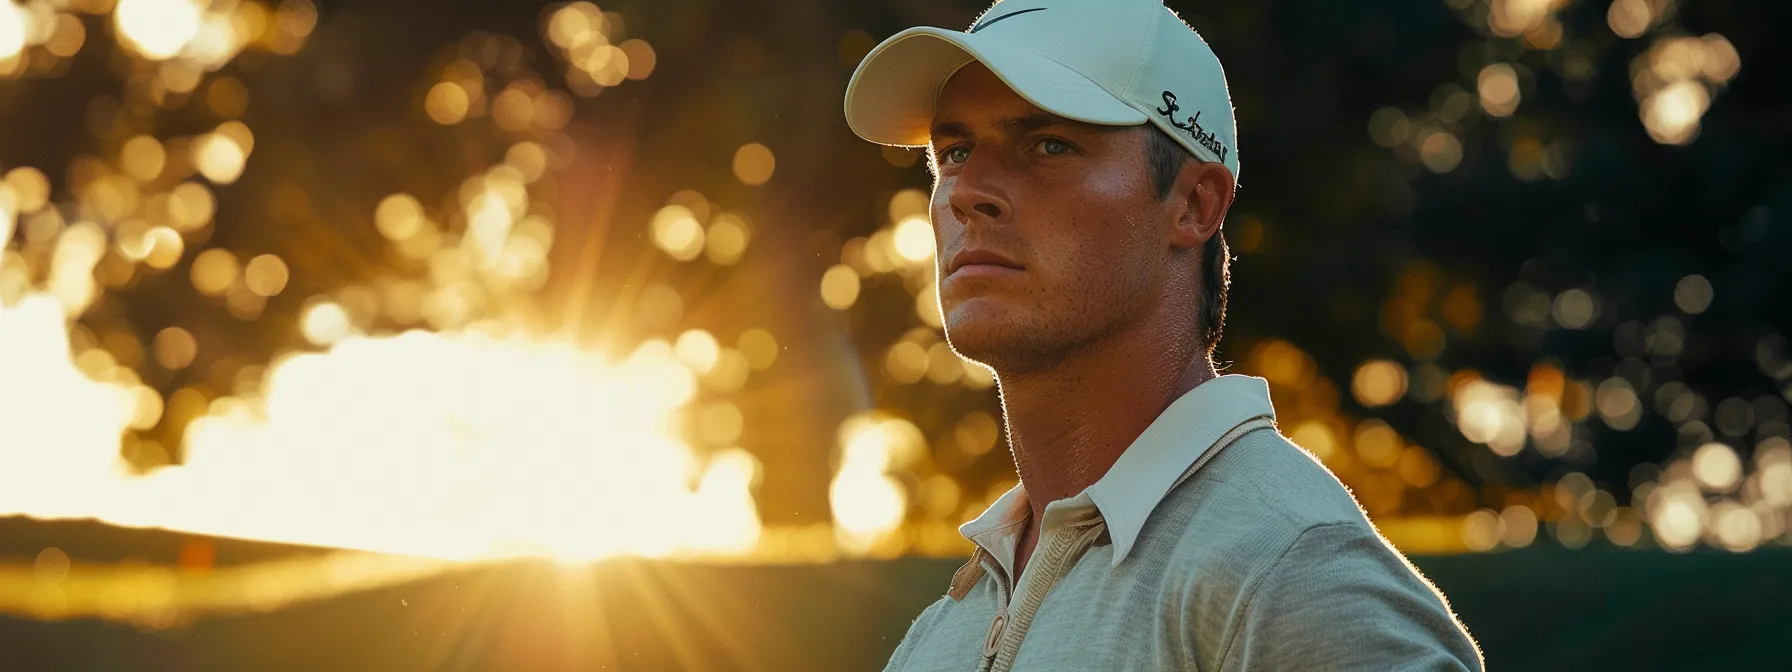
[1216, 521, 1485, 672]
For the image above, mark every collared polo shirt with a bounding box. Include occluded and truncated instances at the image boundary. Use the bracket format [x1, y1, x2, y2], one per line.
[884, 374, 1484, 671]
[958, 375, 1278, 580]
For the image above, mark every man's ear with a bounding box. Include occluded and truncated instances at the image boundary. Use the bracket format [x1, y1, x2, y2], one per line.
[1168, 161, 1236, 250]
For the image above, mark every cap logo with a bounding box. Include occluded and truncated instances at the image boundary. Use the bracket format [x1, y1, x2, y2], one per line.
[1154, 91, 1229, 164]
[968, 7, 1047, 33]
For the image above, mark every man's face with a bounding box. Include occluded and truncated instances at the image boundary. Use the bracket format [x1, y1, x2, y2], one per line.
[929, 63, 1175, 374]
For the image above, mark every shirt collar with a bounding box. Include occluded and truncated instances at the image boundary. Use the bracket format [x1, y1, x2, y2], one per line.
[957, 482, 1030, 580]
[957, 375, 1277, 573]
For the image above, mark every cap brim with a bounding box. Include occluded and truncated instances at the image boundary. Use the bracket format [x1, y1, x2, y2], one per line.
[845, 27, 1147, 147]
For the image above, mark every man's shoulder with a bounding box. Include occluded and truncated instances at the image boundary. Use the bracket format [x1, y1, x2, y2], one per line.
[1135, 428, 1482, 669]
[1119, 423, 1398, 603]
[1157, 424, 1377, 551]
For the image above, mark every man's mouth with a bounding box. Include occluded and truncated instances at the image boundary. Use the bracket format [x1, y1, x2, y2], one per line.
[946, 249, 1024, 278]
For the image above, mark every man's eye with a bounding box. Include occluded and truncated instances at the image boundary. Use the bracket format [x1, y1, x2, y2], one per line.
[942, 146, 971, 164]
[1040, 138, 1071, 155]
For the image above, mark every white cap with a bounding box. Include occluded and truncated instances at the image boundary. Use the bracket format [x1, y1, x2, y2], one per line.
[844, 0, 1239, 180]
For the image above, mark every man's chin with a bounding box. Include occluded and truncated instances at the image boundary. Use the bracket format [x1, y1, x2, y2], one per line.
[941, 304, 1035, 370]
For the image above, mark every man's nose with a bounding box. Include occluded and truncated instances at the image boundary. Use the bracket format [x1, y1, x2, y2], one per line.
[946, 151, 1010, 224]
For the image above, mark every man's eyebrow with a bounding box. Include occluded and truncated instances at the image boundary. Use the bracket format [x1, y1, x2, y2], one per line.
[1005, 112, 1078, 134]
[930, 120, 972, 141]
[930, 112, 1092, 143]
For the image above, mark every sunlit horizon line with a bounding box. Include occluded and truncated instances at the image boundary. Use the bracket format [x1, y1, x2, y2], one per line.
[0, 512, 1491, 628]
[0, 521, 937, 627]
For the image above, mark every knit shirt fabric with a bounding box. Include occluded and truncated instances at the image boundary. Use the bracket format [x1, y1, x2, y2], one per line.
[883, 375, 1484, 671]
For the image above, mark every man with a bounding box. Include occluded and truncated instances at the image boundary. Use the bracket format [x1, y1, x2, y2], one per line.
[843, 0, 1484, 670]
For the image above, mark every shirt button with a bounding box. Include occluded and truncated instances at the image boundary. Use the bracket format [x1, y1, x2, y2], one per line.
[982, 609, 1007, 658]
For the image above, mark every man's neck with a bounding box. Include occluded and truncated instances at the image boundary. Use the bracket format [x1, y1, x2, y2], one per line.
[996, 311, 1217, 531]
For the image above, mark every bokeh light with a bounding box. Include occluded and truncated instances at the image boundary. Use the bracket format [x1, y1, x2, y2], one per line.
[153, 327, 198, 370]
[190, 248, 240, 297]
[114, 0, 201, 60]
[1673, 274, 1713, 314]
[1607, 0, 1662, 39]
[1478, 63, 1520, 117]
[732, 142, 776, 186]
[243, 254, 289, 297]
[1352, 360, 1408, 407]
[425, 82, 470, 125]
[819, 264, 860, 310]
[0, 3, 24, 61]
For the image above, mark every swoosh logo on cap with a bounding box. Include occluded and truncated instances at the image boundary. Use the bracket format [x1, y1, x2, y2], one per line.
[968, 7, 1047, 33]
